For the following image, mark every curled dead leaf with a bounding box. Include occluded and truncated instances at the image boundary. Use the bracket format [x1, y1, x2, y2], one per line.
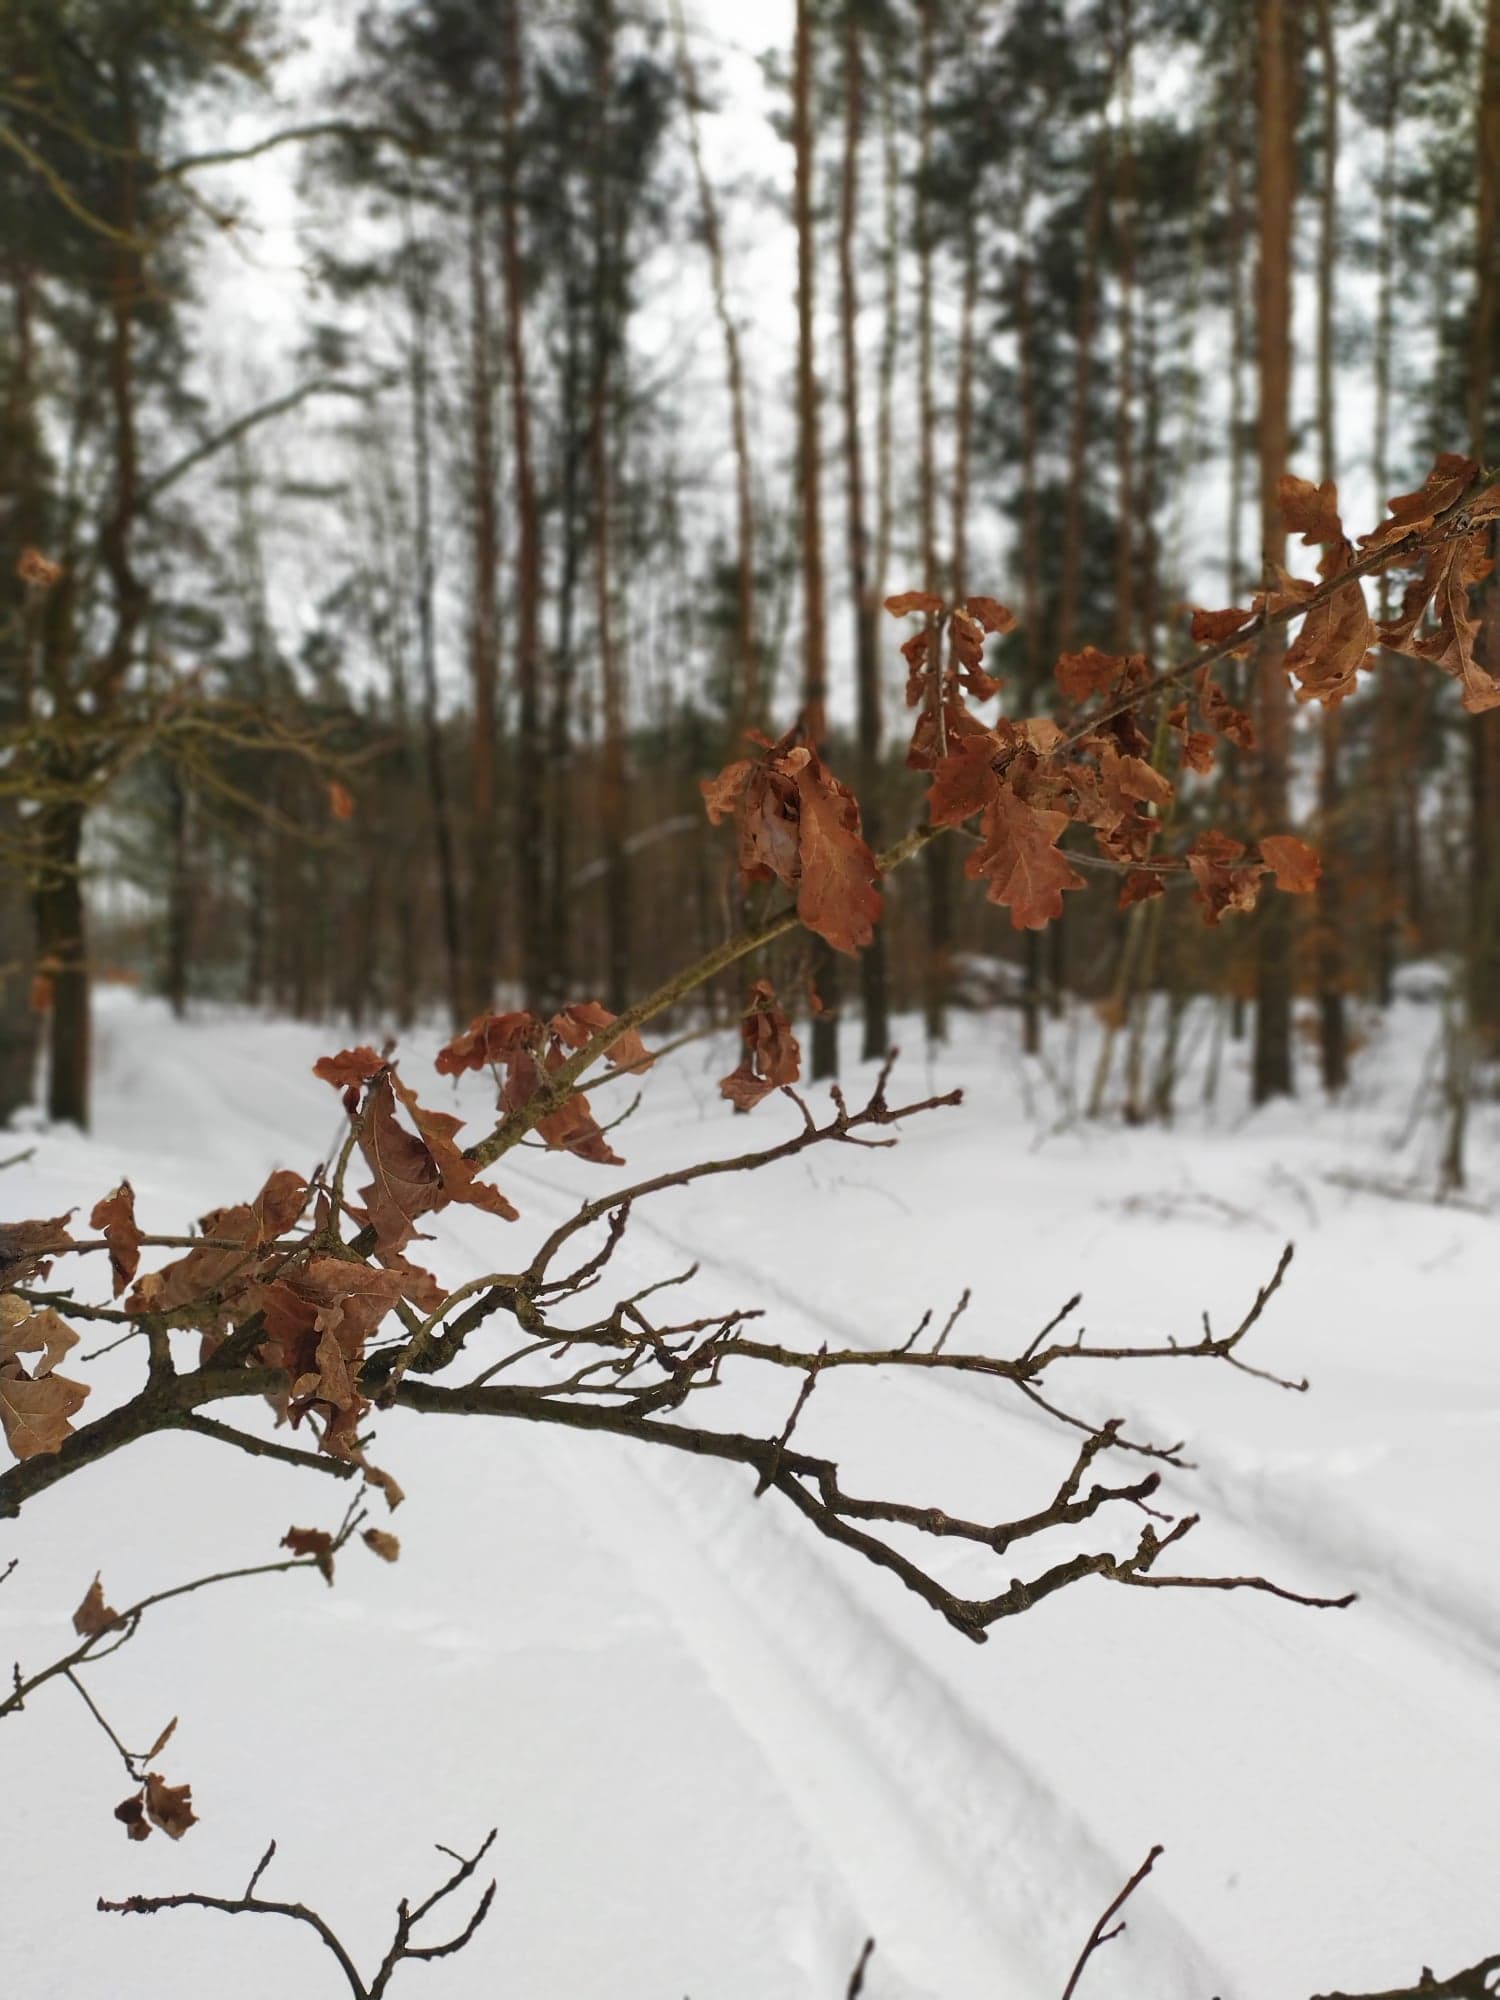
[143, 1771, 197, 1840]
[73, 1574, 124, 1639]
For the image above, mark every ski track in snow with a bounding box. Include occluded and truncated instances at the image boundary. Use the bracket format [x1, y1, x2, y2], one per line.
[3, 992, 1497, 1998]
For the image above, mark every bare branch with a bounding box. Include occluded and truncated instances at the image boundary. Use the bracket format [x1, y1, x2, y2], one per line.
[99, 1828, 499, 2000]
[1309, 1954, 1500, 2000]
[1060, 1843, 1164, 2000]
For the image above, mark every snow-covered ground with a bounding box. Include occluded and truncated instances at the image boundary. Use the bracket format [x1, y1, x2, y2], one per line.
[2, 987, 1496, 1999]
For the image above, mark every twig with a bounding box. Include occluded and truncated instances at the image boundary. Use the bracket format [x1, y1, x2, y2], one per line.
[1060, 1843, 1164, 2000]
[99, 1828, 499, 2000]
[845, 1936, 876, 1997]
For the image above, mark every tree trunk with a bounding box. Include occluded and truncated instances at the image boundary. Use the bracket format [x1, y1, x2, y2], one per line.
[1313, 0, 1347, 1093]
[546, 282, 586, 1012]
[916, 0, 949, 1048]
[34, 800, 88, 1128]
[1112, 0, 1138, 653]
[1467, 0, 1500, 1054]
[672, 0, 759, 737]
[873, 70, 900, 609]
[465, 187, 501, 1017]
[1371, 8, 1402, 1009]
[591, 0, 630, 1016]
[1016, 240, 1047, 1056]
[1252, 0, 1295, 1105]
[837, 3, 889, 1062]
[0, 269, 40, 1122]
[1057, 142, 1105, 657]
[794, 0, 838, 1078]
[501, 0, 547, 1013]
[407, 257, 464, 1029]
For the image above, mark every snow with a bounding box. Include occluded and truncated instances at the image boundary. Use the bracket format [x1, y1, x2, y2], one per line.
[2, 989, 1497, 1998]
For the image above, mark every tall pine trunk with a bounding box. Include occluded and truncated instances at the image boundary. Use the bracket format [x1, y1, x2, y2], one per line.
[1313, 0, 1348, 1092]
[794, 0, 838, 1078]
[501, 0, 546, 1012]
[916, 0, 950, 1047]
[406, 253, 463, 1029]
[1467, 0, 1500, 1054]
[1252, 0, 1295, 1104]
[591, 1, 630, 1015]
[837, 3, 889, 1061]
[465, 188, 501, 1016]
[1370, 10, 1402, 1009]
[672, 0, 759, 737]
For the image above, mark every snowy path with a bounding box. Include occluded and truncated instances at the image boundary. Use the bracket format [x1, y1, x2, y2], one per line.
[2, 993, 1497, 1998]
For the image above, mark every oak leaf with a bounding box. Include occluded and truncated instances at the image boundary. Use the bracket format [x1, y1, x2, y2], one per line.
[435, 1012, 536, 1077]
[73, 1574, 124, 1638]
[1197, 673, 1255, 750]
[0, 1361, 90, 1460]
[1056, 645, 1134, 705]
[143, 1771, 197, 1840]
[1378, 526, 1500, 714]
[700, 758, 753, 826]
[926, 731, 1002, 827]
[90, 1182, 141, 1298]
[548, 1001, 654, 1074]
[362, 1528, 400, 1563]
[1119, 870, 1166, 909]
[1270, 478, 1375, 704]
[1189, 605, 1255, 645]
[720, 981, 802, 1111]
[1361, 453, 1478, 556]
[128, 1169, 308, 1326]
[1186, 831, 1263, 926]
[1278, 474, 1344, 547]
[0, 1303, 78, 1375]
[313, 1046, 386, 1089]
[789, 752, 882, 954]
[963, 595, 1016, 634]
[282, 1525, 336, 1583]
[1260, 834, 1321, 894]
[883, 590, 944, 617]
[965, 789, 1084, 931]
[0, 1215, 76, 1288]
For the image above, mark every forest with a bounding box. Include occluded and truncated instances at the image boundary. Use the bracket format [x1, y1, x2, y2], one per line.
[1, 0, 1498, 1996]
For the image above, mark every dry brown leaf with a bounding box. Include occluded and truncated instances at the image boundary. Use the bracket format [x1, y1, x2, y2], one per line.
[926, 731, 1003, 828]
[1260, 834, 1322, 894]
[282, 1525, 336, 1583]
[1189, 605, 1256, 645]
[883, 589, 944, 617]
[313, 1045, 386, 1089]
[962, 595, 1016, 634]
[362, 1528, 401, 1563]
[1186, 831, 1264, 926]
[72, 1573, 124, 1639]
[0, 1216, 76, 1288]
[1056, 644, 1136, 705]
[0, 1361, 89, 1460]
[1119, 870, 1166, 909]
[719, 981, 802, 1111]
[89, 1182, 141, 1298]
[143, 1771, 197, 1840]
[789, 753, 882, 955]
[965, 789, 1084, 931]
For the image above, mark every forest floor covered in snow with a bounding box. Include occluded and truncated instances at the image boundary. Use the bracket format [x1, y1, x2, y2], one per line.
[2, 983, 1497, 1999]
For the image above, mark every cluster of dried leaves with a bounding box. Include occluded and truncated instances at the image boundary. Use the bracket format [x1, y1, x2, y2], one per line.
[700, 453, 1497, 943]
